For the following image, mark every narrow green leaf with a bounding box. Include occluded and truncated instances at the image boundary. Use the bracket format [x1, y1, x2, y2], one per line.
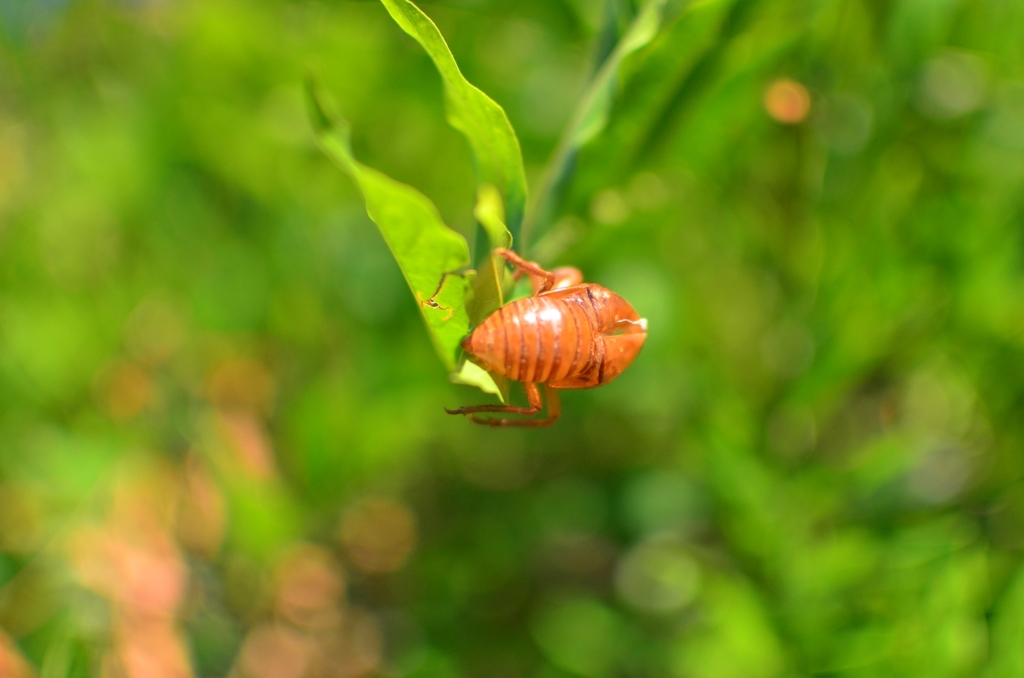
[566, 0, 738, 205]
[378, 0, 528, 239]
[308, 86, 470, 372]
[575, 0, 666, 146]
[523, 0, 668, 249]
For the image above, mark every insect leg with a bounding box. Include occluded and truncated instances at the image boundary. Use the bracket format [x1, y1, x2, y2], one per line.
[445, 381, 542, 418]
[418, 271, 460, 321]
[455, 383, 560, 427]
[480, 385, 560, 427]
[445, 403, 541, 416]
[494, 248, 556, 294]
[467, 381, 543, 426]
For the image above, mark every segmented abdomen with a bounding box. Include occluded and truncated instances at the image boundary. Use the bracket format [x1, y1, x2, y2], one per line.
[465, 294, 597, 384]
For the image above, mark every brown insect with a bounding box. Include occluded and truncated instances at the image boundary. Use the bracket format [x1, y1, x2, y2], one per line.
[447, 248, 647, 427]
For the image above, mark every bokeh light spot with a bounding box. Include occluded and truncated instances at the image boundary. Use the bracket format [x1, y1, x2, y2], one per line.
[590, 188, 631, 226]
[764, 78, 811, 124]
[918, 51, 988, 119]
[530, 596, 625, 678]
[615, 535, 700, 614]
[340, 499, 417, 574]
[626, 172, 670, 211]
[236, 624, 313, 678]
[207, 358, 275, 414]
[102, 362, 154, 420]
[275, 545, 345, 631]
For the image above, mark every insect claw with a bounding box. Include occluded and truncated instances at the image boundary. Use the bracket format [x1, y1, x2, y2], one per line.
[419, 270, 461, 322]
[445, 407, 468, 416]
[418, 295, 455, 321]
[436, 302, 456, 321]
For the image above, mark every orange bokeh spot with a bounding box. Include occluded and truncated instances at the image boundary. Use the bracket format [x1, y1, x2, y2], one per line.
[764, 78, 811, 124]
[207, 357, 275, 413]
[275, 545, 345, 631]
[105, 362, 154, 420]
[340, 499, 417, 574]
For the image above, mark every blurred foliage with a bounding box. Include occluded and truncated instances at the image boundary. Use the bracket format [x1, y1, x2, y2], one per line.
[1, 0, 1024, 676]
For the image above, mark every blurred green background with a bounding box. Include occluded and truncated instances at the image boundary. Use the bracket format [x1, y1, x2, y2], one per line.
[2, 0, 1024, 676]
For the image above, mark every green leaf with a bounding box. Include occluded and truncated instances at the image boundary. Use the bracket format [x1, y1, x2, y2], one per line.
[378, 0, 528, 240]
[522, 0, 669, 249]
[449, 359, 505, 401]
[372, 0, 525, 402]
[307, 86, 470, 372]
[466, 184, 512, 327]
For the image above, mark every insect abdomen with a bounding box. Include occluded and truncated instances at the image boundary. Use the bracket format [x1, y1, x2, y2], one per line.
[464, 295, 594, 384]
